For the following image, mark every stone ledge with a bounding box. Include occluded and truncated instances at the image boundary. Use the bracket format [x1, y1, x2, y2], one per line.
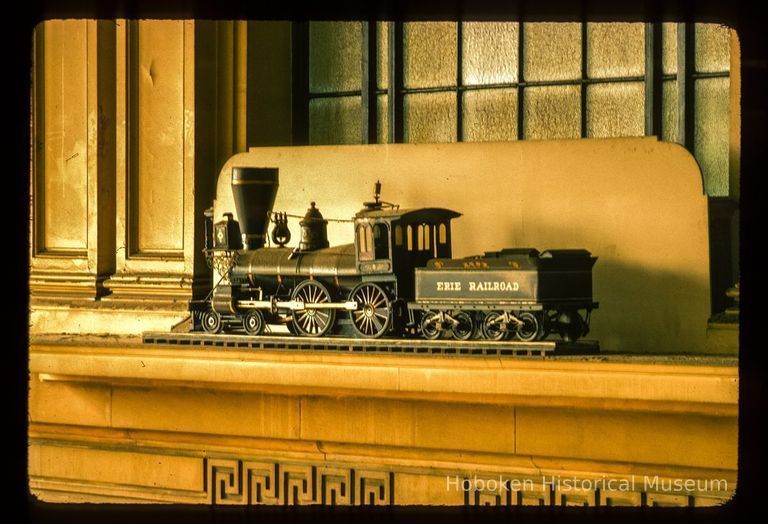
[29, 339, 738, 415]
[29, 422, 738, 483]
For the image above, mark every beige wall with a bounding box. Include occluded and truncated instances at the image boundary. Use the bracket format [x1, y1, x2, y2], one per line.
[217, 138, 709, 354]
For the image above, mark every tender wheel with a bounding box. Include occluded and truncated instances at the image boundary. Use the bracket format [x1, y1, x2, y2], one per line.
[201, 310, 222, 334]
[482, 311, 507, 341]
[291, 280, 336, 337]
[451, 311, 475, 341]
[420, 311, 442, 340]
[541, 311, 558, 341]
[349, 282, 392, 338]
[242, 310, 265, 336]
[557, 310, 585, 343]
[514, 312, 541, 342]
[472, 312, 488, 339]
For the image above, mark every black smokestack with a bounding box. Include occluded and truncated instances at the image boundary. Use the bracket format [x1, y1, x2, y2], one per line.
[231, 167, 279, 249]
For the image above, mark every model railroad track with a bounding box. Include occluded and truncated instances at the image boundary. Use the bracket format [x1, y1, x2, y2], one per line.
[142, 332, 599, 357]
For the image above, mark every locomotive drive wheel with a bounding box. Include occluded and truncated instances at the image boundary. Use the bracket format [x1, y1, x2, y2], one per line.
[291, 280, 336, 337]
[514, 312, 541, 342]
[349, 282, 392, 338]
[242, 310, 265, 336]
[451, 311, 475, 341]
[481, 311, 507, 341]
[201, 310, 223, 334]
[420, 311, 442, 340]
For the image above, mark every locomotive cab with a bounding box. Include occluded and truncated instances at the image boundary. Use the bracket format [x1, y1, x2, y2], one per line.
[354, 219, 393, 274]
[353, 207, 462, 300]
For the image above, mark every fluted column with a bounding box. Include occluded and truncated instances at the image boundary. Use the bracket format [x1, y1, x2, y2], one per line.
[102, 20, 216, 308]
[29, 20, 116, 301]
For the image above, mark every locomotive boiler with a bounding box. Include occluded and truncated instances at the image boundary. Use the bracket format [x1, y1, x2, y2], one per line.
[191, 167, 598, 342]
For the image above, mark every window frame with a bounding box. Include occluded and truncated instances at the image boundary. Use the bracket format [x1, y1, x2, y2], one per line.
[297, 21, 729, 148]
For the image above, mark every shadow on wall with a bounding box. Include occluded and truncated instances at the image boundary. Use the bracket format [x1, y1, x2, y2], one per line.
[592, 260, 708, 353]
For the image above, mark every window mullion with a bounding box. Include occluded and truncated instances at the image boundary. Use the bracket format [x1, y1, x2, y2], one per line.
[580, 21, 588, 138]
[291, 21, 309, 145]
[387, 22, 404, 143]
[361, 22, 377, 144]
[677, 22, 695, 150]
[456, 21, 463, 142]
[517, 21, 525, 140]
[644, 22, 663, 137]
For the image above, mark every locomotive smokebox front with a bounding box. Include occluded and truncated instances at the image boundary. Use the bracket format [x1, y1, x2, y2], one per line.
[231, 167, 279, 249]
[298, 202, 329, 251]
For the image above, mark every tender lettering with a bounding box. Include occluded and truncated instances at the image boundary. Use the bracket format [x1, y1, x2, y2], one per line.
[436, 281, 462, 291]
[468, 281, 519, 292]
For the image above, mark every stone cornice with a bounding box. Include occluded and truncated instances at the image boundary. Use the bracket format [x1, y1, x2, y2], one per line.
[29, 339, 738, 416]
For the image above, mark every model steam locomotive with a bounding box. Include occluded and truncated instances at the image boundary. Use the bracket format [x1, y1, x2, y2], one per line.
[190, 167, 598, 342]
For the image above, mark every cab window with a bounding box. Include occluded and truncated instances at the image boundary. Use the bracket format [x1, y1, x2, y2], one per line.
[407, 225, 413, 251]
[417, 225, 424, 250]
[357, 224, 373, 261]
[373, 223, 390, 259]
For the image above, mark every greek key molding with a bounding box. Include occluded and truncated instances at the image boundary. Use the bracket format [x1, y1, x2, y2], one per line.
[205, 458, 393, 505]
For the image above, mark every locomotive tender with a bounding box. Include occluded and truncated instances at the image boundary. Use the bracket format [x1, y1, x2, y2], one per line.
[191, 167, 598, 342]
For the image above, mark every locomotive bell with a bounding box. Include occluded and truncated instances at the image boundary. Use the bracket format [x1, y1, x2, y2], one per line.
[270, 212, 291, 247]
[299, 202, 329, 251]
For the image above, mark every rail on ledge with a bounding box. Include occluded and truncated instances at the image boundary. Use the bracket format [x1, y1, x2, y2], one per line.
[142, 332, 599, 357]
